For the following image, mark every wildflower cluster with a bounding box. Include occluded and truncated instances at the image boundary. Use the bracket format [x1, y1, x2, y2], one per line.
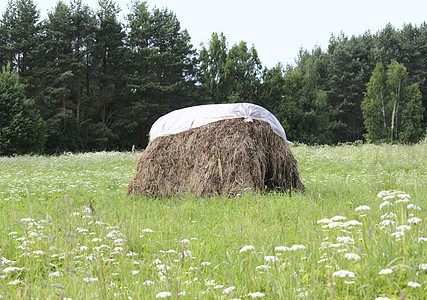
[315, 190, 425, 299]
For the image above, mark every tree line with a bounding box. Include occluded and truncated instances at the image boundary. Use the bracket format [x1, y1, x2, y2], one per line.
[0, 0, 425, 155]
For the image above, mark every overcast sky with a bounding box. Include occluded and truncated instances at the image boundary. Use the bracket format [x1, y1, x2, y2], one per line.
[2, 0, 426, 68]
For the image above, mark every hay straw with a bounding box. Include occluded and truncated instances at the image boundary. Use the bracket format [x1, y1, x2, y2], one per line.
[127, 118, 305, 196]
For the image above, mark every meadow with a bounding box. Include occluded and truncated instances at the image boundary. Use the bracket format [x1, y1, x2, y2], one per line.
[0, 143, 425, 299]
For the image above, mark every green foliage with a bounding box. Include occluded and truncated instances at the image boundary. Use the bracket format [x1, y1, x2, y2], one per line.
[1, 1, 426, 152]
[362, 60, 424, 143]
[0, 63, 46, 155]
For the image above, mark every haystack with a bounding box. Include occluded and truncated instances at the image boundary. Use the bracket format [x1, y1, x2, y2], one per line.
[127, 104, 305, 196]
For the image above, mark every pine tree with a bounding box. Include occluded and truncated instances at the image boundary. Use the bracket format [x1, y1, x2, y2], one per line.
[0, 63, 46, 155]
[123, 1, 199, 148]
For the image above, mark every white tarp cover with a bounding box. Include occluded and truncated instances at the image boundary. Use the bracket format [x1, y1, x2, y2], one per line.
[149, 103, 292, 145]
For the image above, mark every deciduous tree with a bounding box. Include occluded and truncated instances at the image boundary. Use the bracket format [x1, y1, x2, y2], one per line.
[362, 60, 424, 143]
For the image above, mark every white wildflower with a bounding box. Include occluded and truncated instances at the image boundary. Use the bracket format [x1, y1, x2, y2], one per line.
[201, 262, 211, 266]
[131, 270, 140, 275]
[407, 281, 421, 288]
[408, 217, 422, 224]
[419, 264, 427, 270]
[379, 220, 395, 226]
[48, 271, 62, 278]
[113, 238, 124, 245]
[344, 280, 355, 284]
[21, 218, 34, 222]
[290, 245, 306, 251]
[320, 242, 343, 249]
[1, 257, 15, 264]
[397, 193, 410, 199]
[255, 265, 271, 271]
[126, 251, 138, 257]
[343, 220, 363, 227]
[106, 230, 122, 238]
[142, 228, 154, 233]
[91, 238, 102, 242]
[297, 292, 309, 297]
[331, 216, 347, 221]
[85, 254, 95, 261]
[332, 270, 355, 278]
[381, 212, 397, 219]
[323, 222, 343, 229]
[275, 246, 290, 251]
[94, 245, 110, 252]
[396, 225, 411, 232]
[317, 218, 332, 224]
[264, 255, 279, 262]
[378, 268, 393, 275]
[355, 205, 371, 211]
[395, 198, 410, 204]
[165, 250, 176, 254]
[247, 292, 265, 298]
[143, 280, 155, 285]
[337, 236, 354, 244]
[379, 201, 393, 210]
[155, 291, 172, 298]
[156, 264, 171, 271]
[83, 277, 98, 283]
[407, 204, 421, 210]
[181, 239, 190, 244]
[205, 279, 216, 286]
[153, 258, 162, 264]
[2, 267, 24, 274]
[391, 231, 405, 238]
[419, 237, 427, 243]
[239, 245, 254, 253]
[345, 253, 361, 261]
[377, 190, 391, 198]
[7, 279, 23, 285]
[223, 286, 236, 294]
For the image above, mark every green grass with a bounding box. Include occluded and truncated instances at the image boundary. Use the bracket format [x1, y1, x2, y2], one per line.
[0, 143, 426, 299]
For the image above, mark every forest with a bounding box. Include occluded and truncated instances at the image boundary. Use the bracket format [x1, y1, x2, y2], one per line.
[0, 0, 426, 155]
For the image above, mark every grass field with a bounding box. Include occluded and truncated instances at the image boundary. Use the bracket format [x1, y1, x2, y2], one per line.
[0, 143, 426, 299]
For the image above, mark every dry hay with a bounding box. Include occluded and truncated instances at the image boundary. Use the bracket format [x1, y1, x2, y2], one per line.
[127, 118, 305, 196]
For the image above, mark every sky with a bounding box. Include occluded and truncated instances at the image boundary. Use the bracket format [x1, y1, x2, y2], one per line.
[2, 0, 427, 68]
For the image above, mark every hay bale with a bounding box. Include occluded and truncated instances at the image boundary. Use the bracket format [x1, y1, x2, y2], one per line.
[127, 118, 305, 196]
